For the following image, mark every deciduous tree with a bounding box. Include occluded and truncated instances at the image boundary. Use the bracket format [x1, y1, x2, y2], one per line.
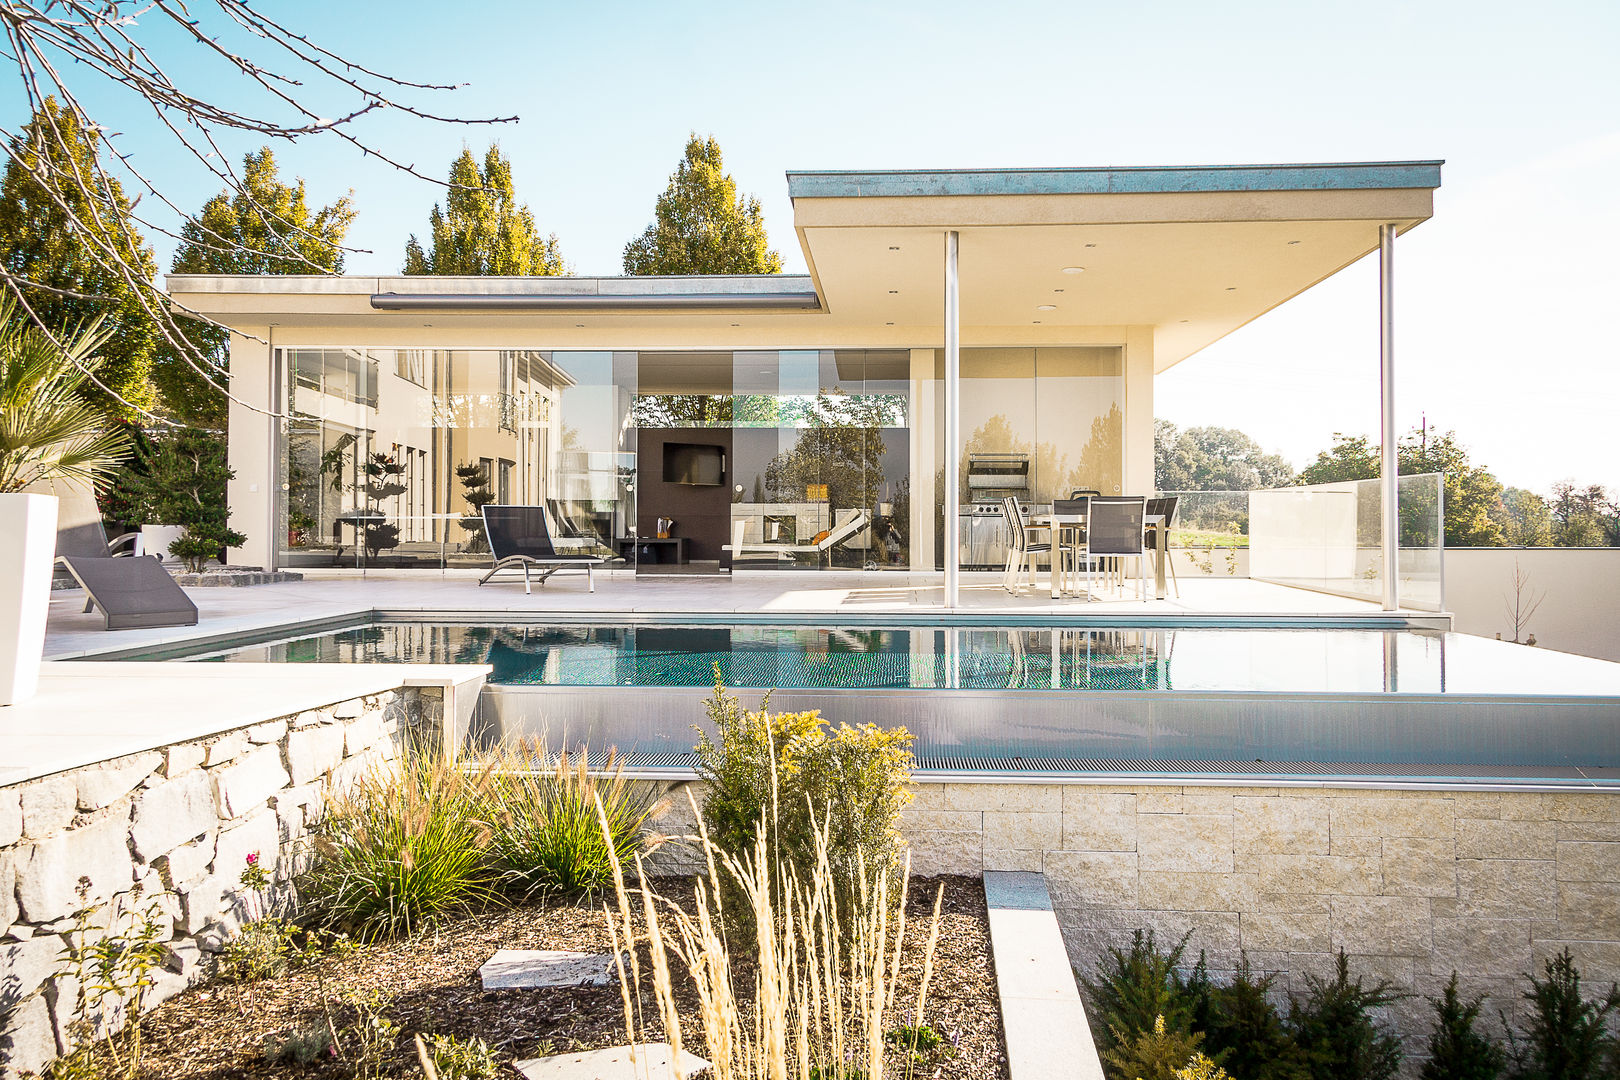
[1155, 420, 1294, 491]
[163, 148, 355, 427]
[1297, 426, 1506, 547]
[403, 145, 565, 276]
[0, 99, 156, 420]
[623, 134, 783, 275]
[0, 1, 509, 423]
[1495, 488, 1555, 547]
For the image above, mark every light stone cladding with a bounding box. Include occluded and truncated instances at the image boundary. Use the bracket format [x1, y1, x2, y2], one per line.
[0, 687, 441, 1077]
[895, 780, 1620, 1071]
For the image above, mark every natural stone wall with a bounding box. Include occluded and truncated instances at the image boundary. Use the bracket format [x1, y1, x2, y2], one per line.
[0, 687, 441, 1077]
[903, 781, 1620, 1069]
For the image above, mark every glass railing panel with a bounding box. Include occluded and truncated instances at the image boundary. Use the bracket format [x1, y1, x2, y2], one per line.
[1247, 473, 1443, 611]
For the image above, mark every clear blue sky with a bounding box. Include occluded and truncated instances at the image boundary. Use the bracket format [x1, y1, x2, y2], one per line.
[16, 0, 1619, 494]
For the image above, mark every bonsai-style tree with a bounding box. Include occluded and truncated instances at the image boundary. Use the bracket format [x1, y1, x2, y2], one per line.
[0, 299, 130, 493]
[455, 463, 494, 552]
[128, 428, 246, 572]
[359, 452, 407, 558]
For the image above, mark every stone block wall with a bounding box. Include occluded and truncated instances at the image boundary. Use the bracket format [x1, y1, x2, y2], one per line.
[904, 781, 1620, 1066]
[0, 687, 441, 1077]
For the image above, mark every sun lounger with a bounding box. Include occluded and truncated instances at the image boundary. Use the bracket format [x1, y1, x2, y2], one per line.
[56, 555, 199, 630]
[724, 510, 871, 567]
[477, 505, 606, 594]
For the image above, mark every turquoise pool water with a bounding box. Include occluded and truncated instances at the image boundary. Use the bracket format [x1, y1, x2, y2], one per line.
[147, 619, 1620, 698]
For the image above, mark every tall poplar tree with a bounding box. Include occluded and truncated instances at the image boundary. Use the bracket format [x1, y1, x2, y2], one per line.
[623, 134, 783, 275]
[164, 148, 355, 427]
[0, 97, 157, 420]
[403, 145, 565, 275]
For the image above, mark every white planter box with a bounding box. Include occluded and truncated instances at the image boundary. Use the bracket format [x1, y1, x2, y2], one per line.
[140, 524, 186, 562]
[0, 492, 58, 705]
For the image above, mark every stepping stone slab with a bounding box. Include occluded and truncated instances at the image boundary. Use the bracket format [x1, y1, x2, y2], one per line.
[479, 949, 617, 989]
[515, 1044, 711, 1080]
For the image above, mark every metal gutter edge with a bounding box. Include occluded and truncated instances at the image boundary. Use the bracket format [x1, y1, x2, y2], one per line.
[369, 292, 823, 312]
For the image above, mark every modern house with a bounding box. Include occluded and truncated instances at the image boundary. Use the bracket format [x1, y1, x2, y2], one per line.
[168, 160, 1442, 602]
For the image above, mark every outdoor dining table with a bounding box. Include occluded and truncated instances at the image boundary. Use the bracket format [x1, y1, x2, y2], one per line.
[1028, 511, 1169, 601]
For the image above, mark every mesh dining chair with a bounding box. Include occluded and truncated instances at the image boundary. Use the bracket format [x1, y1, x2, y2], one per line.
[1079, 496, 1149, 601]
[1001, 496, 1050, 595]
[1051, 496, 1090, 592]
[1145, 496, 1181, 598]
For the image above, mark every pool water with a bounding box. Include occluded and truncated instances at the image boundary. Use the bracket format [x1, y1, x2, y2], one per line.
[160, 619, 1620, 698]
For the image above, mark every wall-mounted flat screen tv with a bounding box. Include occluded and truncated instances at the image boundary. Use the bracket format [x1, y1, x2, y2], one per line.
[663, 442, 725, 486]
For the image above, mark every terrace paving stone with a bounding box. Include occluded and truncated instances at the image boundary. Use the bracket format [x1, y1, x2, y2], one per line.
[513, 1043, 711, 1079]
[478, 948, 618, 989]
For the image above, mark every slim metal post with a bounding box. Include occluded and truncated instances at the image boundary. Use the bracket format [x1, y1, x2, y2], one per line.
[1379, 224, 1398, 611]
[944, 230, 962, 609]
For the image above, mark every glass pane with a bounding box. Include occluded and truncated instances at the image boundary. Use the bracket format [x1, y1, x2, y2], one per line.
[1034, 347, 1123, 500]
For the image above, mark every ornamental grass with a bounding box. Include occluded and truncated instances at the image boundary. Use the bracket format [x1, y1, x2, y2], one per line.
[599, 786, 945, 1080]
[300, 742, 660, 940]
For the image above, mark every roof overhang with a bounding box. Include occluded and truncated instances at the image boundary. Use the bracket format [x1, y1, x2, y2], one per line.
[787, 161, 1442, 371]
[168, 161, 1440, 370]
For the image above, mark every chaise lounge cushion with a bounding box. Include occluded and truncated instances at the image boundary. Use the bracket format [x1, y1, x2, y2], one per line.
[57, 555, 199, 630]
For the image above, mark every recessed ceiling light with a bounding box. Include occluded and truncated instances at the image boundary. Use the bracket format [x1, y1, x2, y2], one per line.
[1061, 266, 1086, 274]
[1036, 304, 1057, 311]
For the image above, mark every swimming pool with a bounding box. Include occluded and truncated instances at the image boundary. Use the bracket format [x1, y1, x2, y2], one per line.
[123, 616, 1620, 784]
[144, 618, 1620, 697]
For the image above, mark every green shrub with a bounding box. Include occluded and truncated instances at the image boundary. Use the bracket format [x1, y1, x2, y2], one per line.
[1424, 972, 1505, 1080]
[124, 426, 245, 570]
[693, 672, 912, 938]
[1081, 928, 1211, 1069]
[299, 756, 496, 941]
[421, 1032, 501, 1079]
[1105, 1014, 1207, 1080]
[1504, 948, 1619, 1080]
[219, 916, 297, 983]
[1205, 955, 1309, 1080]
[474, 744, 659, 898]
[262, 1022, 335, 1066]
[1288, 950, 1408, 1080]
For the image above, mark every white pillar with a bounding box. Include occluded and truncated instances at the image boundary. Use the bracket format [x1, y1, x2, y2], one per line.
[943, 231, 961, 609]
[1379, 224, 1398, 611]
[226, 329, 278, 571]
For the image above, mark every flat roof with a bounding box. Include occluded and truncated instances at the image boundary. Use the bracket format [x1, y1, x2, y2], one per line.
[786, 160, 1445, 199]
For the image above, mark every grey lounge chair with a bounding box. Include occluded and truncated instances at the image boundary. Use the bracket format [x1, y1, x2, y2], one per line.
[478, 505, 605, 594]
[57, 555, 199, 630]
[52, 479, 145, 561]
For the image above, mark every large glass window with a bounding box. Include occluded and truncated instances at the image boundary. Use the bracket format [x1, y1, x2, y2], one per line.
[931, 346, 1123, 569]
[279, 349, 634, 568]
[277, 346, 917, 573]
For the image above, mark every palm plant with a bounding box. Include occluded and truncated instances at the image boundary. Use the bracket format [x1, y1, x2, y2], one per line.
[0, 297, 131, 493]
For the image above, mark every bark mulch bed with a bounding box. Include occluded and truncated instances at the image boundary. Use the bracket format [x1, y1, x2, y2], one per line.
[115, 875, 1007, 1079]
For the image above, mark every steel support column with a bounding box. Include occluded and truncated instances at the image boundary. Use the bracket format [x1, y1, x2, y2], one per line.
[1379, 223, 1398, 611]
[943, 231, 961, 609]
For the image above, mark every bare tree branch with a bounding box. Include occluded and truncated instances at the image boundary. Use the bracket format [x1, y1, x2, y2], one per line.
[0, 0, 516, 421]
